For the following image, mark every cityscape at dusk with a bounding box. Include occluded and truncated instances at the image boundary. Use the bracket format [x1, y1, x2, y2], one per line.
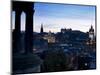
[12, 1, 96, 74]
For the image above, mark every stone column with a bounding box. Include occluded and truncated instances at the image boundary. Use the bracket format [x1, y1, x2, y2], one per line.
[13, 11, 21, 54]
[15, 11, 21, 32]
[25, 10, 33, 54]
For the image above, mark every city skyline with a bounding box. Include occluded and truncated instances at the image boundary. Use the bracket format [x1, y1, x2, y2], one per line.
[12, 2, 96, 33]
[12, 1, 96, 74]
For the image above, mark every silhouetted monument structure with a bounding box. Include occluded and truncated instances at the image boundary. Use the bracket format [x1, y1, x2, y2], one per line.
[12, 1, 42, 74]
[13, 1, 34, 54]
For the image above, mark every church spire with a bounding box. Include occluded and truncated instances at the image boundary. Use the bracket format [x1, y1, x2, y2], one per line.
[40, 23, 43, 33]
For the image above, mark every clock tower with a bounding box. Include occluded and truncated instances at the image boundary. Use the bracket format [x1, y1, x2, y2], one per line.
[89, 25, 94, 41]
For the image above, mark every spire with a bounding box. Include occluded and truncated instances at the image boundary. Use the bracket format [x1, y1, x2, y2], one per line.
[89, 25, 94, 32]
[91, 25, 93, 29]
[40, 23, 43, 33]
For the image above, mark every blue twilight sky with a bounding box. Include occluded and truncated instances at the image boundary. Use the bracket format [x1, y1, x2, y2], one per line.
[12, 2, 96, 33]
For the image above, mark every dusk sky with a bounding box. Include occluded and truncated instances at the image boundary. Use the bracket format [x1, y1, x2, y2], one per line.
[12, 2, 96, 33]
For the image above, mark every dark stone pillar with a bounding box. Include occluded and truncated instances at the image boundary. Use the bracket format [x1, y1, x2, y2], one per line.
[15, 11, 21, 32]
[13, 11, 21, 53]
[25, 10, 33, 54]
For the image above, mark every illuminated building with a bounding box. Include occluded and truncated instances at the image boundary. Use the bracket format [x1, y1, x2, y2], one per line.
[43, 31, 56, 43]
